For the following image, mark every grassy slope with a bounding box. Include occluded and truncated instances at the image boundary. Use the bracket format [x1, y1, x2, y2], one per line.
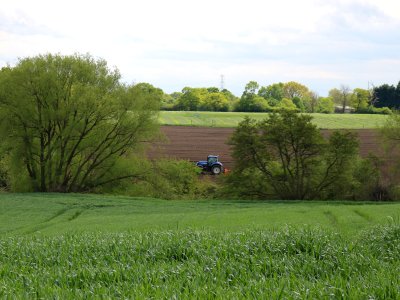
[1, 193, 399, 236]
[159, 111, 388, 128]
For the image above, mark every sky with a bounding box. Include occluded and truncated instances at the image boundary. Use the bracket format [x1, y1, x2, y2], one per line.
[1, 0, 399, 96]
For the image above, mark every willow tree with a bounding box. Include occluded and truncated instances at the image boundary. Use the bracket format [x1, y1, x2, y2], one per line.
[0, 54, 160, 192]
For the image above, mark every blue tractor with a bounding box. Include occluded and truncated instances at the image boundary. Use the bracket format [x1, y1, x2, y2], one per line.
[196, 155, 224, 175]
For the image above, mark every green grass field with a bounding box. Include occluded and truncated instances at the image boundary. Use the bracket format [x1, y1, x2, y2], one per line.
[159, 111, 388, 129]
[0, 193, 399, 298]
[1, 193, 399, 236]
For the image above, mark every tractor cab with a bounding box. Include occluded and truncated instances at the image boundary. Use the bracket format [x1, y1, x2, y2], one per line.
[207, 155, 218, 165]
[196, 155, 224, 175]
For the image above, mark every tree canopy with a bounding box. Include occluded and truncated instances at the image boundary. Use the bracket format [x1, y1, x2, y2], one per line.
[227, 110, 359, 199]
[373, 82, 400, 109]
[0, 54, 161, 192]
[161, 80, 398, 114]
[174, 87, 234, 111]
[235, 81, 328, 113]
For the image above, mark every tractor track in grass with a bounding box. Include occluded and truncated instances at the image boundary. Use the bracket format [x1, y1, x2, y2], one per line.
[353, 209, 373, 222]
[6, 204, 109, 235]
[323, 210, 339, 227]
[148, 126, 395, 177]
[44, 207, 70, 223]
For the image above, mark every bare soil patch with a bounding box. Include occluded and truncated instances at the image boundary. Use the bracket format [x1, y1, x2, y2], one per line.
[148, 126, 394, 177]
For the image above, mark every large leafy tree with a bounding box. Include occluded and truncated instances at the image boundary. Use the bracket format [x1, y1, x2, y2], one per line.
[282, 81, 312, 112]
[373, 82, 400, 109]
[0, 54, 160, 192]
[329, 85, 353, 113]
[235, 81, 270, 112]
[221, 88, 239, 103]
[199, 92, 229, 111]
[258, 83, 284, 107]
[282, 81, 310, 99]
[351, 88, 370, 111]
[228, 111, 359, 199]
[317, 97, 335, 113]
[309, 91, 319, 113]
[176, 87, 207, 111]
[175, 87, 232, 111]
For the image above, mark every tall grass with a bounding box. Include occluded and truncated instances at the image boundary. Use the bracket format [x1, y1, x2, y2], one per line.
[0, 224, 398, 298]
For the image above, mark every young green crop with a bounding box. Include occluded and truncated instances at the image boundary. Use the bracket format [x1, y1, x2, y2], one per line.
[159, 111, 389, 129]
[0, 225, 399, 298]
[1, 194, 399, 237]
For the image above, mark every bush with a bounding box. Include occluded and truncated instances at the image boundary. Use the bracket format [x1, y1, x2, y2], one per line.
[347, 155, 389, 201]
[222, 168, 272, 199]
[355, 106, 392, 114]
[102, 158, 218, 199]
[146, 160, 213, 199]
[234, 95, 271, 112]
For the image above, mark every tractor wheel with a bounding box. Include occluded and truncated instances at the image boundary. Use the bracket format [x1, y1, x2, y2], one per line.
[211, 165, 222, 175]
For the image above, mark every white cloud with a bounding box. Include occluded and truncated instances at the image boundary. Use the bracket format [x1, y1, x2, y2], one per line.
[1, 0, 399, 95]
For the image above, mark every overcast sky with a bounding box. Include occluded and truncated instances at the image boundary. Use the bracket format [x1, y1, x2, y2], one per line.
[1, 0, 399, 96]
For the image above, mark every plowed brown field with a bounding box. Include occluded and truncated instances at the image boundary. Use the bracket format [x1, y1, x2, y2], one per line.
[148, 126, 235, 168]
[148, 126, 395, 177]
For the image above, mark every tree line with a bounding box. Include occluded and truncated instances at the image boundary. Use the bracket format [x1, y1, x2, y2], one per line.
[1, 53, 399, 201]
[162, 81, 399, 114]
